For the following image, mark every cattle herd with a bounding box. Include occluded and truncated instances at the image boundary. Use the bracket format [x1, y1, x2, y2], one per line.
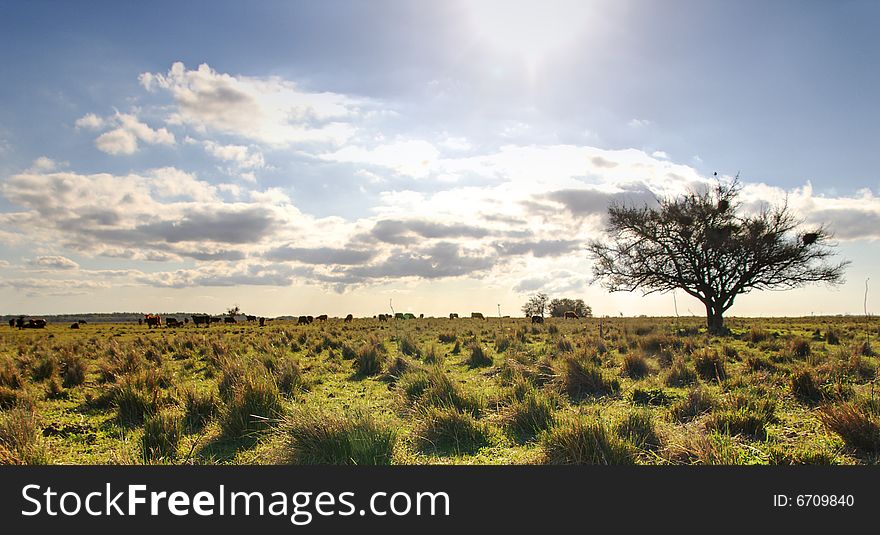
[6, 310, 587, 329]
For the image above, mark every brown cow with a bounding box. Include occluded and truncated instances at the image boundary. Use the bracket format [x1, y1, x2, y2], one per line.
[564, 311, 579, 319]
[144, 314, 161, 328]
[344, 314, 353, 323]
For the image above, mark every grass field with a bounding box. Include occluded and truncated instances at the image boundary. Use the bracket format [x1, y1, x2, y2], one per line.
[2, 315, 879, 465]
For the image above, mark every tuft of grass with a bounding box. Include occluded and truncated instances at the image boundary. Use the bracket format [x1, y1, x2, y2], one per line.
[398, 367, 483, 415]
[398, 332, 422, 358]
[790, 368, 823, 405]
[275, 358, 304, 396]
[220, 372, 283, 437]
[0, 405, 49, 465]
[438, 332, 457, 344]
[816, 402, 880, 454]
[705, 408, 770, 438]
[503, 389, 559, 440]
[558, 356, 619, 400]
[0, 357, 22, 389]
[630, 387, 672, 406]
[789, 338, 812, 358]
[141, 409, 183, 462]
[663, 357, 697, 387]
[622, 352, 650, 379]
[542, 415, 635, 465]
[31, 354, 58, 382]
[354, 339, 386, 376]
[414, 406, 491, 455]
[693, 348, 727, 382]
[824, 329, 841, 345]
[60, 354, 88, 388]
[114, 376, 159, 427]
[615, 410, 661, 450]
[466, 343, 493, 368]
[278, 407, 397, 465]
[181, 386, 219, 430]
[669, 387, 716, 422]
[767, 445, 838, 465]
[746, 326, 770, 343]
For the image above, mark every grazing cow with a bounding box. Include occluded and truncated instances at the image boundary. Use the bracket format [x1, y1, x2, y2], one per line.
[316, 314, 328, 322]
[564, 311, 579, 319]
[419, 313, 424, 319]
[307, 316, 314, 323]
[8, 319, 13, 328]
[210, 316, 222, 324]
[21, 318, 47, 329]
[394, 312, 405, 320]
[77, 319, 87, 325]
[378, 314, 388, 322]
[246, 315, 257, 322]
[297, 315, 311, 325]
[449, 313, 459, 319]
[403, 313, 415, 320]
[531, 315, 544, 324]
[259, 317, 266, 327]
[144, 314, 161, 328]
[344, 314, 353, 323]
[192, 314, 211, 327]
[224, 316, 236, 324]
[70, 322, 80, 329]
[166, 318, 181, 327]
[471, 312, 485, 320]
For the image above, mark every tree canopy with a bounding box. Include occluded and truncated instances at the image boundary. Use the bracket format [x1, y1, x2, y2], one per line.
[587, 179, 848, 334]
[548, 298, 592, 318]
[521, 292, 549, 317]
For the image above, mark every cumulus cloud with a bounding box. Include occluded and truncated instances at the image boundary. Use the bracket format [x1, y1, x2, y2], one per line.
[139, 62, 361, 146]
[74, 113, 106, 130]
[202, 141, 265, 170]
[92, 112, 176, 155]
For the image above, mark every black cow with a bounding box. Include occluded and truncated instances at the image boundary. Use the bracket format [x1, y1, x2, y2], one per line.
[564, 311, 579, 319]
[8, 319, 13, 328]
[210, 316, 222, 324]
[70, 322, 80, 329]
[192, 314, 211, 327]
[449, 313, 458, 319]
[246, 315, 257, 322]
[166, 318, 181, 327]
[21, 318, 47, 329]
[224, 316, 236, 324]
[298, 315, 312, 325]
[316, 314, 328, 322]
[378, 314, 388, 322]
[259, 317, 266, 327]
[531, 315, 544, 324]
[471, 312, 485, 320]
[344, 314, 353, 323]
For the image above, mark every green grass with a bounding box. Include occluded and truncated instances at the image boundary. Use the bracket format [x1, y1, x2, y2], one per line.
[2, 314, 879, 464]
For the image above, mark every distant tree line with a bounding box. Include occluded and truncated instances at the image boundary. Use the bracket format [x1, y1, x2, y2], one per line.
[521, 292, 593, 318]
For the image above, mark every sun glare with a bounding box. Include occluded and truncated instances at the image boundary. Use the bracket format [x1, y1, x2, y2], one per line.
[464, 0, 592, 63]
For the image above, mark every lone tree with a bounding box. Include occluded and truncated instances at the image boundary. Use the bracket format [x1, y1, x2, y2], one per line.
[522, 292, 549, 317]
[588, 179, 848, 334]
[549, 298, 592, 318]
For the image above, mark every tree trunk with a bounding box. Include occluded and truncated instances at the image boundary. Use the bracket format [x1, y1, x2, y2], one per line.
[705, 304, 725, 335]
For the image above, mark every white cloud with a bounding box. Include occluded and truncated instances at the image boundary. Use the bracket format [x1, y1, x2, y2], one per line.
[202, 141, 265, 170]
[140, 62, 362, 146]
[628, 118, 651, 128]
[28, 255, 80, 270]
[93, 112, 176, 155]
[322, 139, 440, 178]
[75, 113, 106, 130]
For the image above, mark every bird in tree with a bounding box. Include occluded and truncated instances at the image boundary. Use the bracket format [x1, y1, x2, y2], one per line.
[587, 177, 848, 334]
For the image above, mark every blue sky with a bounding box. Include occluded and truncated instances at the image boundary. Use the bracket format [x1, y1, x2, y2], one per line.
[1, 0, 878, 317]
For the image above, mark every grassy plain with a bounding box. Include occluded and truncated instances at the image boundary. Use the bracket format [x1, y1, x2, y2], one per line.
[2, 315, 879, 465]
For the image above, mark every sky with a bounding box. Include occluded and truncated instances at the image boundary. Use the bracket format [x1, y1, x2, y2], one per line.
[1, 0, 879, 318]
